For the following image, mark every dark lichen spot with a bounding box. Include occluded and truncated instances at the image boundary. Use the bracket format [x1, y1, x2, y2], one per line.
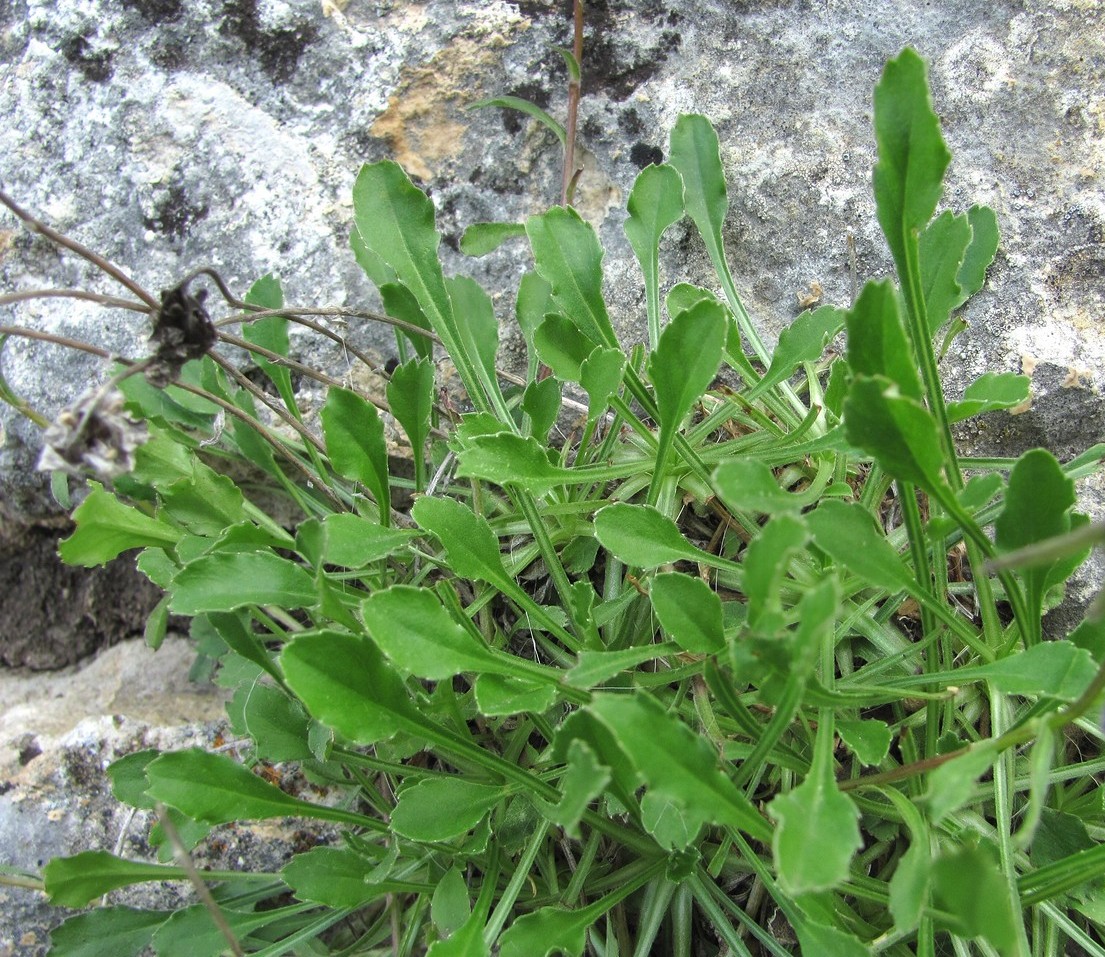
[618, 108, 645, 136]
[584, 29, 681, 101]
[121, 0, 184, 22]
[149, 36, 188, 71]
[498, 82, 553, 135]
[143, 180, 209, 241]
[219, 0, 319, 85]
[61, 35, 114, 83]
[629, 142, 663, 168]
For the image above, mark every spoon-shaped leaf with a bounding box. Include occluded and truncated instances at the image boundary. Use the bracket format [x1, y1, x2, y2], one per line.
[526, 206, 617, 349]
[281, 630, 418, 744]
[873, 48, 951, 274]
[624, 163, 684, 349]
[321, 386, 390, 525]
[361, 585, 501, 679]
[646, 298, 727, 502]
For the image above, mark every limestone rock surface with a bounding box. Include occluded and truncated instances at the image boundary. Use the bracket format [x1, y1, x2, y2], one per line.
[0, 0, 1101, 518]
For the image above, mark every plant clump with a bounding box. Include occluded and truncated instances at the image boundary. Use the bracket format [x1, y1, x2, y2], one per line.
[1, 43, 1104, 957]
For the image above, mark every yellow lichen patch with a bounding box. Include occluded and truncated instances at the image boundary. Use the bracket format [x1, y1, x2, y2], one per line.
[371, 14, 526, 181]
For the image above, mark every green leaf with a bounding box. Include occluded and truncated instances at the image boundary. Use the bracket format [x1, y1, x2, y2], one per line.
[743, 514, 809, 630]
[713, 459, 808, 514]
[522, 376, 562, 442]
[144, 596, 169, 651]
[515, 271, 552, 361]
[836, 719, 892, 766]
[931, 840, 1020, 953]
[474, 673, 557, 716]
[593, 502, 710, 569]
[206, 611, 281, 683]
[924, 743, 999, 824]
[647, 299, 727, 497]
[873, 48, 951, 272]
[889, 838, 931, 932]
[44, 851, 185, 908]
[229, 682, 313, 762]
[281, 847, 385, 907]
[649, 297, 727, 429]
[807, 500, 916, 594]
[579, 346, 626, 423]
[845, 280, 921, 399]
[770, 733, 862, 893]
[948, 640, 1096, 701]
[145, 748, 356, 826]
[168, 551, 316, 614]
[565, 644, 679, 689]
[379, 281, 434, 360]
[242, 275, 294, 406]
[747, 305, 847, 401]
[454, 432, 571, 493]
[151, 904, 285, 957]
[48, 907, 171, 957]
[58, 483, 181, 566]
[668, 114, 729, 281]
[469, 96, 566, 145]
[281, 630, 418, 744]
[526, 206, 618, 349]
[534, 313, 595, 383]
[624, 163, 685, 348]
[587, 692, 772, 844]
[539, 739, 611, 838]
[447, 275, 500, 393]
[412, 495, 512, 586]
[794, 919, 872, 957]
[946, 371, 1030, 422]
[460, 221, 527, 256]
[650, 572, 725, 653]
[995, 448, 1076, 623]
[919, 210, 971, 333]
[959, 204, 1000, 299]
[362, 585, 501, 679]
[387, 356, 435, 478]
[392, 777, 505, 842]
[427, 907, 491, 957]
[354, 161, 498, 414]
[322, 512, 416, 567]
[432, 866, 472, 939]
[157, 465, 246, 537]
[321, 386, 391, 525]
[498, 906, 590, 957]
[843, 375, 950, 495]
[666, 282, 718, 319]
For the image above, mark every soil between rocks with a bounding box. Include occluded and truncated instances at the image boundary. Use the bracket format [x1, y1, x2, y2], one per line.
[0, 521, 164, 670]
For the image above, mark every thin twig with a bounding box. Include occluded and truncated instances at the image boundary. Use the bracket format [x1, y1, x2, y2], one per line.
[207, 351, 327, 455]
[155, 802, 245, 957]
[0, 288, 149, 312]
[0, 189, 160, 310]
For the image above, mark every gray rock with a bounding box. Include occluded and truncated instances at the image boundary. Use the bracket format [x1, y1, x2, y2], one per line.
[0, 0, 1102, 519]
[0, 638, 343, 956]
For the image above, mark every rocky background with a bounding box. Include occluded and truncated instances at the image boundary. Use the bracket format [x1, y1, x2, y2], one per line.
[0, 0, 1102, 952]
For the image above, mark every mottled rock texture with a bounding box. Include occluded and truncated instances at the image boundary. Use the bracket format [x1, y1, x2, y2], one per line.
[1, 0, 1102, 519]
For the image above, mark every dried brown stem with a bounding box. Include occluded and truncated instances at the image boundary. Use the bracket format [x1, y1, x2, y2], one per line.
[0, 288, 149, 312]
[0, 189, 160, 310]
[155, 803, 245, 957]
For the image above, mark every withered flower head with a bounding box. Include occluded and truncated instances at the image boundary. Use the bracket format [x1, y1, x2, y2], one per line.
[147, 281, 217, 387]
[37, 386, 148, 479]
